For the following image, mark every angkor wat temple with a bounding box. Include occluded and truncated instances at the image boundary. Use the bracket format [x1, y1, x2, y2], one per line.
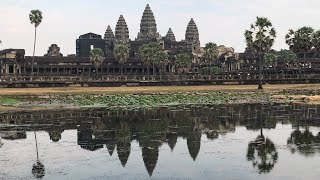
[1, 4, 320, 87]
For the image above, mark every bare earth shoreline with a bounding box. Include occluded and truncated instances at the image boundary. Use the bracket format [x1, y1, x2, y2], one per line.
[1, 84, 320, 113]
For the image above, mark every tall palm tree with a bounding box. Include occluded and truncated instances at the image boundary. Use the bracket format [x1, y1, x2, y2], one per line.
[139, 42, 163, 76]
[244, 17, 276, 89]
[155, 50, 169, 78]
[204, 42, 219, 66]
[90, 48, 105, 75]
[285, 27, 314, 70]
[175, 53, 192, 74]
[139, 44, 152, 76]
[29, 10, 43, 78]
[114, 43, 129, 78]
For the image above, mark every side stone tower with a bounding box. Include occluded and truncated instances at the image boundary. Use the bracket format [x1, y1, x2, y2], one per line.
[137, 4, 159, 41]
[104, 25, 115, 57]
[185, 18, 200, 49]
[165, 28, 176, 41]
[115, 15, 130, 44]
[104, 25, 115, 41]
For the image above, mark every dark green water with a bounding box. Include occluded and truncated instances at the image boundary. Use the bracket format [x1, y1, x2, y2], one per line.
[0, 104, 320, 180]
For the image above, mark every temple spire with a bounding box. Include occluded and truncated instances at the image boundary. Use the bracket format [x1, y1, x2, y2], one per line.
[104, 25, 115, 41]
[137, 4, 158, 41]
[115, 15, 129, 43]
[165, 28, 176, 42]
[185, 18, 200, 48]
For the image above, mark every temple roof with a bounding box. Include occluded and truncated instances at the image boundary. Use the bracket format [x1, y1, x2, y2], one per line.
[185, 18, 200, 46]
[165, 28, 176, 42]
[137, 4, 158, 41]
[115, 15, 129, 43]
[104, 25, 115, 41]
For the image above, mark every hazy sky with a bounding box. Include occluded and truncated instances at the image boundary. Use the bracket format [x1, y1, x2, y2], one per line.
[1, 0, 320, 56]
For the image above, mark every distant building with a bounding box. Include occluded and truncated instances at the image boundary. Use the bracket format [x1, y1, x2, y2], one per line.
[76, 33, 105, 57]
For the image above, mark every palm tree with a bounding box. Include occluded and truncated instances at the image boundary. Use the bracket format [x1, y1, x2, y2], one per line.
[114, 43, 129, 78]
[244, 17, 276, 89]
[285, 27, 314, 70]
[154, 50, 169, 78]
[263, 53, 277, 68]
[175, 53, 192, 74]
[29, 10, 43, 79]
[139, 42, 163, 76]
[204, 42, 219, 66]
[90, 48, 104, 75]
[139, 44, 152, 76]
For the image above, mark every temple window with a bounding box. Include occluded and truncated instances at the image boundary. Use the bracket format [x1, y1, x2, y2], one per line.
[9, 65, 14, 74]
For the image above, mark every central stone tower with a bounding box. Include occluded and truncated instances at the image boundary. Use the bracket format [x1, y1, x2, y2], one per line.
[185, 18, 200, 49]
[137, 4, 159, 41]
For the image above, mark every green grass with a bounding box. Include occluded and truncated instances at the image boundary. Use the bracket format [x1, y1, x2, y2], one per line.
[0, 97, 19, 106]
[68, 92, 269, 110]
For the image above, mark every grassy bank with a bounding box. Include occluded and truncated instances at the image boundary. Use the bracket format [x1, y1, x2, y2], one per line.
[68, 92, 269, 110]
[0, 84, 320, 112]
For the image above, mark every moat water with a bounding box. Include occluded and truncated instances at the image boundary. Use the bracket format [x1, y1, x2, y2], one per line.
[0, 104, 320, 180]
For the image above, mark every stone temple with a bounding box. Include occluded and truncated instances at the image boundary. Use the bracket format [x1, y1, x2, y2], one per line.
[77, 4, 200, 60]
[3, 4, 319, 87]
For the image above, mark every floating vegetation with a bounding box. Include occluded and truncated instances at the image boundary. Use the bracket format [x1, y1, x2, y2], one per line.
[68, 92, 270, 110]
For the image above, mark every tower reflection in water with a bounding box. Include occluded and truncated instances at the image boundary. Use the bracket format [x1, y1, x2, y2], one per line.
[1, 104, 320, 177]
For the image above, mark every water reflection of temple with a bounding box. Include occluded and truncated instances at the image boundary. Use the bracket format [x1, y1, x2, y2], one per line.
[1, 104, 320, 175]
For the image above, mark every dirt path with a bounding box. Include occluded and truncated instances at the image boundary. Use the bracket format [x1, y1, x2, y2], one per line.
[0, 84, 318, 96]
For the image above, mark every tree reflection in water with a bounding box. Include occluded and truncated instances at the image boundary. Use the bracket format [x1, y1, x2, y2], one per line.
[287, 126, 320, 157]
[247, 135, 278, 174]
[4, 104, 320, 177]
[246, 105, 278, 174]
[32, 131, 45, 178]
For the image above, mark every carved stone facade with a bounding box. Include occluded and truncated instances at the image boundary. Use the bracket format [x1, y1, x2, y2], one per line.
[45, 44, 63, 57]
[185, 18, 200, 51]
[136, 4, 160, 41]
[115, 15, 129, 44]
[104, 26, 115, 57]
[165, 28, 176, 42]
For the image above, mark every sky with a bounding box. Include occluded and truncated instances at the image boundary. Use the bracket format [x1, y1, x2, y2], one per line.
[1, 0, 320, 56]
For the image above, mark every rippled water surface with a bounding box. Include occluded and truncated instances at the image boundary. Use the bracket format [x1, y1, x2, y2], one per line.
[1, 104, 320, 180]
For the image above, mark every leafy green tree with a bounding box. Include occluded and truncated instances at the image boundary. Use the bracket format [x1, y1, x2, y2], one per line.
[204, 42, 219, 66]
[139, 42, 163, 76]
[154, 50, 169, 77]
[201, 67, 222, 75]
[245, 17, 276, 89]
[114, 43, 129, 77]
[90, 48, 104, 74]
[312, 30, 320, 56]
[175, 53, 192, 74]
[276, 49, 297, 67]
[285, 27, 314, 69]
[263, 53, 277, 68]
[139, 44, 152, 75]
[29, 9, 43, 78]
